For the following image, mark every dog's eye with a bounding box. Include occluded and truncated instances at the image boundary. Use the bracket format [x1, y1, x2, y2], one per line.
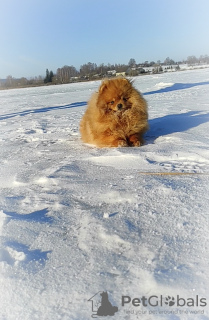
[110, 101, 115, 105]
[123, 97, 128, 102]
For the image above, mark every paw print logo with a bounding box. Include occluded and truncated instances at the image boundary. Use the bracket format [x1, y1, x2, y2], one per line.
[165, 296, 175, 307]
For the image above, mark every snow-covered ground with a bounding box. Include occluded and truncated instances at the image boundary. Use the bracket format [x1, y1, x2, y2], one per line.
[0, 69, 209, 320]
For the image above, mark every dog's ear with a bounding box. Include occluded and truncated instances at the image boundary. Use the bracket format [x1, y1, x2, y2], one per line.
[99, 80, 108, 94]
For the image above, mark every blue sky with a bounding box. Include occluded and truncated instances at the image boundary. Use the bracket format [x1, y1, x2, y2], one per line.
[1, 0, 209, 78]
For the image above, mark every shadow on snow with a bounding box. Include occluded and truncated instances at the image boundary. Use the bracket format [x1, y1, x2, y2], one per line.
[1, 208, 52, 271]
[3, 241, 51, 267]
[143, 81, 209, 95]
[147, 110, 209, 142]
[144, 81, 209, 141]
[0, 101, 87, 121]
[4, 208, 53, 223]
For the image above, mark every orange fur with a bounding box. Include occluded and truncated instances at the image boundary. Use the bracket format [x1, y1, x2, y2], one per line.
[80, 77, 149, 147]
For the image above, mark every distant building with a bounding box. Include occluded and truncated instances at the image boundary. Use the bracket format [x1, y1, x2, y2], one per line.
[143, 67, 153, 73]
[126, 67, 145, 76]
[70, 77, 79, 81]
[116, 72, 126, 77]
[138, 68, 146, 74]
[107, 70, 116, 76]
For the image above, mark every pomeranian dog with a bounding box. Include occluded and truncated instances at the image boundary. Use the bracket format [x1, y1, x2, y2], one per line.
[80, 77, 148, 147]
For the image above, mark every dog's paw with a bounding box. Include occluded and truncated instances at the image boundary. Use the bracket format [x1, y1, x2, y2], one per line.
[132, 140, 141, 147]
[128, 134, 143, 147]
[117, 139, 128, 147]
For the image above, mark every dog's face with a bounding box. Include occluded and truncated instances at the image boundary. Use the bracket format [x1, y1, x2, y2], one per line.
[97, 78, 133, 113]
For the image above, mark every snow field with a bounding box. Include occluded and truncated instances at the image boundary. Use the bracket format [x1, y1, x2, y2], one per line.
[0, 69, 209, 319]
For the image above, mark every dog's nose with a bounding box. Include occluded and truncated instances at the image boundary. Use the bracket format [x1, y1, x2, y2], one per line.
[117, 103, 123, 110]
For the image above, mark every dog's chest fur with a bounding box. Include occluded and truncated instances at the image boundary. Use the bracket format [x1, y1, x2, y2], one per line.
[112, 109, 134, 133]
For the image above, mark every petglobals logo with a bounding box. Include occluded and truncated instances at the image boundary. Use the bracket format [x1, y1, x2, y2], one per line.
[88, 291, 118, 318]
[88, 291, 207, 317]
[121, 294, 207, 308]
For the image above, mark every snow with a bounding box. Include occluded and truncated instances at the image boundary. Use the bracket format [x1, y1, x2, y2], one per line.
[0, 68, 209, 319]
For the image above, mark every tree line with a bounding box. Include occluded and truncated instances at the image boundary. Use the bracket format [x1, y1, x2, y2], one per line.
[1, 55, 209, 89]
[43, 54, 209, 85]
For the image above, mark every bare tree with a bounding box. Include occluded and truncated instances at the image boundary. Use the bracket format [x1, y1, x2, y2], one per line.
[187, 56, 198, 65]
[128, 58, 136, 67]
[57, 65, 79, 83]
